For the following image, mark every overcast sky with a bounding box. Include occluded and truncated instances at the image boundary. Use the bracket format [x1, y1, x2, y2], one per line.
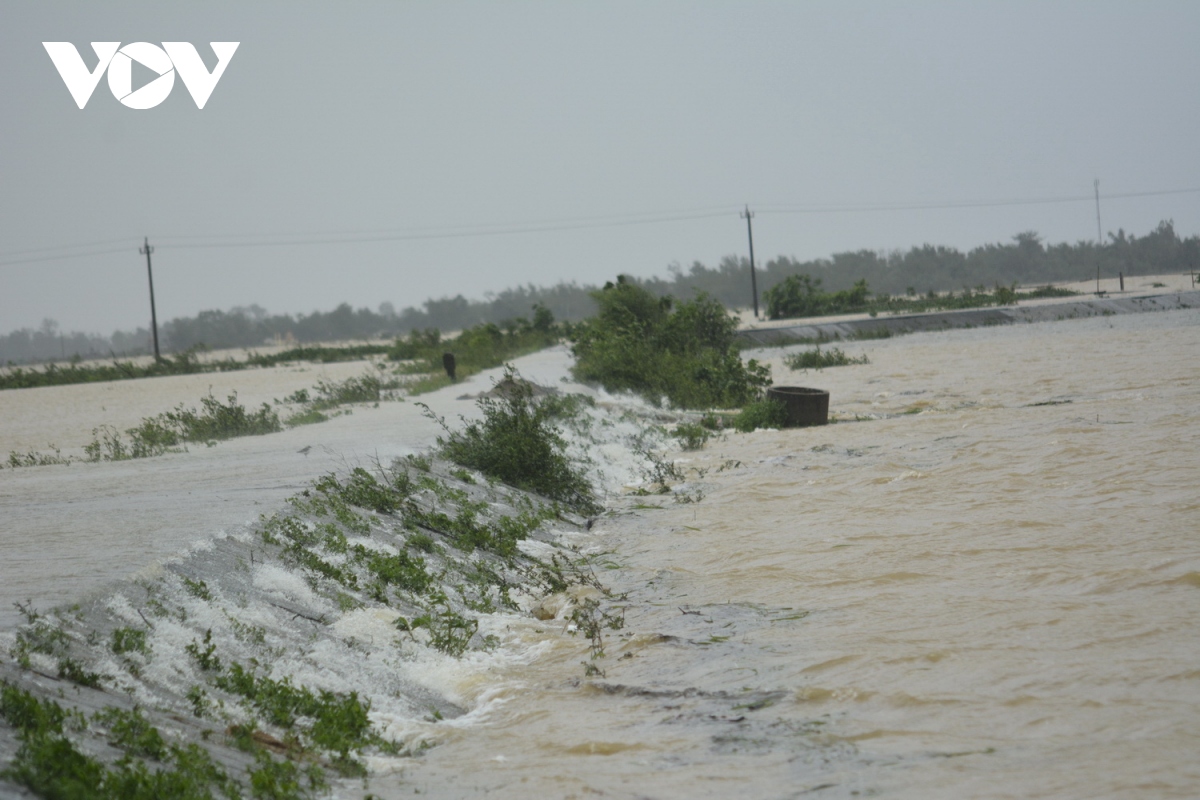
[3, 1, 1199, 334]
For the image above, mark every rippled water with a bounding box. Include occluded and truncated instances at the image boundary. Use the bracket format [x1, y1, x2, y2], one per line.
[2, 310, 1198, 798]
[380, 310, 1200, 798]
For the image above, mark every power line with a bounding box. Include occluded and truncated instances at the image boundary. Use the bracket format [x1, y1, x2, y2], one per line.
[0, 245, 132, 268]
[156, 210, 737, 250]
[3, 184, 1198, 267]
[755, 186, 1200, 215]
[151, 204, 740, 245]
[0, 208, 739, 264]
[0, 237, 137, 259]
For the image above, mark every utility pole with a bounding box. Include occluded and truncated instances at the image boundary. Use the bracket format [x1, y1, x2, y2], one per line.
[741, 205, 759, 319]
[140, 236, 162, 362]
[1094, 179, 1103, 294]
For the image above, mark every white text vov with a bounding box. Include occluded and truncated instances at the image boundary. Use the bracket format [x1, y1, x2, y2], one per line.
[43, 42, 239, 109]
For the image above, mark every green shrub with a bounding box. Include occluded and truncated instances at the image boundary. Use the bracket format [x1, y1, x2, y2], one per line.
[765, 275, 870, 320]
[110, 627, 149, 657]
[84, 391, 281, 462]
[732, 398, 789, 432]
[431, 366, 597, 512]
[164, 392, 281, 441]
[569, 277, 770, 409]
[784, 346, 869, 370]
[672, 422, 713, 451]
[308, 374, 398, 410]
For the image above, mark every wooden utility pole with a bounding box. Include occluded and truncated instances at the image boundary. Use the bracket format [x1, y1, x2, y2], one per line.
[140, 236, 161, 362]
[1094, 179, 1103, 294]
[741, 205, 759, 318]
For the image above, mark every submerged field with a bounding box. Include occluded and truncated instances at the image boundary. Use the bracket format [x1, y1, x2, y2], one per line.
[1, 303, 1198, 798]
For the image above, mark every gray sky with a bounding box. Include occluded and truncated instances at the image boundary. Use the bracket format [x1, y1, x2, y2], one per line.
[3, 1, 1199, 334]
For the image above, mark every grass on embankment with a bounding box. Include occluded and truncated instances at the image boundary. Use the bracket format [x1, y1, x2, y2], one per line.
[389, 303, 563, 395]
[1, 373, 623, 798]
[0, 344, 397, 392]
[4, 372, 405, 468]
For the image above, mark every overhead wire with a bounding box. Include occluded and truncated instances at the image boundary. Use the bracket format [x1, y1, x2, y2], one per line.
[2, 186, 1197, 266]
[756, 187, 1200, 215]
[158, 210, 737, 250]
[0, 245, 135, 268]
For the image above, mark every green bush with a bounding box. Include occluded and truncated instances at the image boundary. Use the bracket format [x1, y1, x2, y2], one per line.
[764, 274, 870, 320]
[732, 398, 788, 432]
[569, 277, 770, 409]
[672, 422, 713, 451]
[164, 392, 281, 441]
[431, 366, 597, 512]
[784, 346, 869, 370]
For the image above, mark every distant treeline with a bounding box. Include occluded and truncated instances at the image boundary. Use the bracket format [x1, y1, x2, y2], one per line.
[4, 221, 1197, 365]
[640, 220, 1199, 309]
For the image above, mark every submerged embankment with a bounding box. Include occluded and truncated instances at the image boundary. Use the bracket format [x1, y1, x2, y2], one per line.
[738, 286, 1200, 346]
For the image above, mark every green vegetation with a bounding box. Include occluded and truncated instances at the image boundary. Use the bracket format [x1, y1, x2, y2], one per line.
[164, 392, 282, 441]
[304, 373, 401, 409]
[764, 274, 1079, 321]
[246, 343, 391, 367]
[6, 446, 70, 468]
[110, 627, 149, 657]
[568, 596, 625, 674]
[0, 343, 394, 393]
[6, 371, 404, 468]
[732, 398, 789, 432]
[1, 680, 329, 799]
[389, 303, 561, 392]
[764, 275, 871, 319]
[672, 421, 716, 451]
[784, 346, 869, 370]
[395, 599, 480, 658]
[0, 356, 674, 791]
[211, 663, 373, 770]
[83, 392, 280, 462]
[569, 277, 770, 409]
[0, 348, 239, 391]
[430, 366, 598, 512]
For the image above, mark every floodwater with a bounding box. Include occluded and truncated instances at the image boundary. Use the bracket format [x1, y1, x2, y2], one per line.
[381, 309, 1200, 798]
[2, 308, 1199, 798]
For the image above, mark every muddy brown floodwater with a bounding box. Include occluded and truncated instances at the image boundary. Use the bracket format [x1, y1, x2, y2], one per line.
[377, 309, 1200, 799]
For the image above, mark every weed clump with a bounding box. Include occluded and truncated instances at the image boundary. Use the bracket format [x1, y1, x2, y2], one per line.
[430, 366, 598, 513]
[307, 374, 400, 410]
[784, 346, 869, 370]
[165, 392, 281, 440]
[672, 421, 715, 451]
[0, 681, 246, 799]
[569, 277, 770, 409]
[84, 392, 281, 461]
[732, 398, 789, 432]
[5, 446, 70, 468]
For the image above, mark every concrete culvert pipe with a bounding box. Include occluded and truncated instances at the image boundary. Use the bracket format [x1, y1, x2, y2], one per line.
[767, 386, 830, 427]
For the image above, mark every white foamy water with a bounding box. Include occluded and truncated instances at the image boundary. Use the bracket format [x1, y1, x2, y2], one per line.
[2, 310, 1198, 798]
